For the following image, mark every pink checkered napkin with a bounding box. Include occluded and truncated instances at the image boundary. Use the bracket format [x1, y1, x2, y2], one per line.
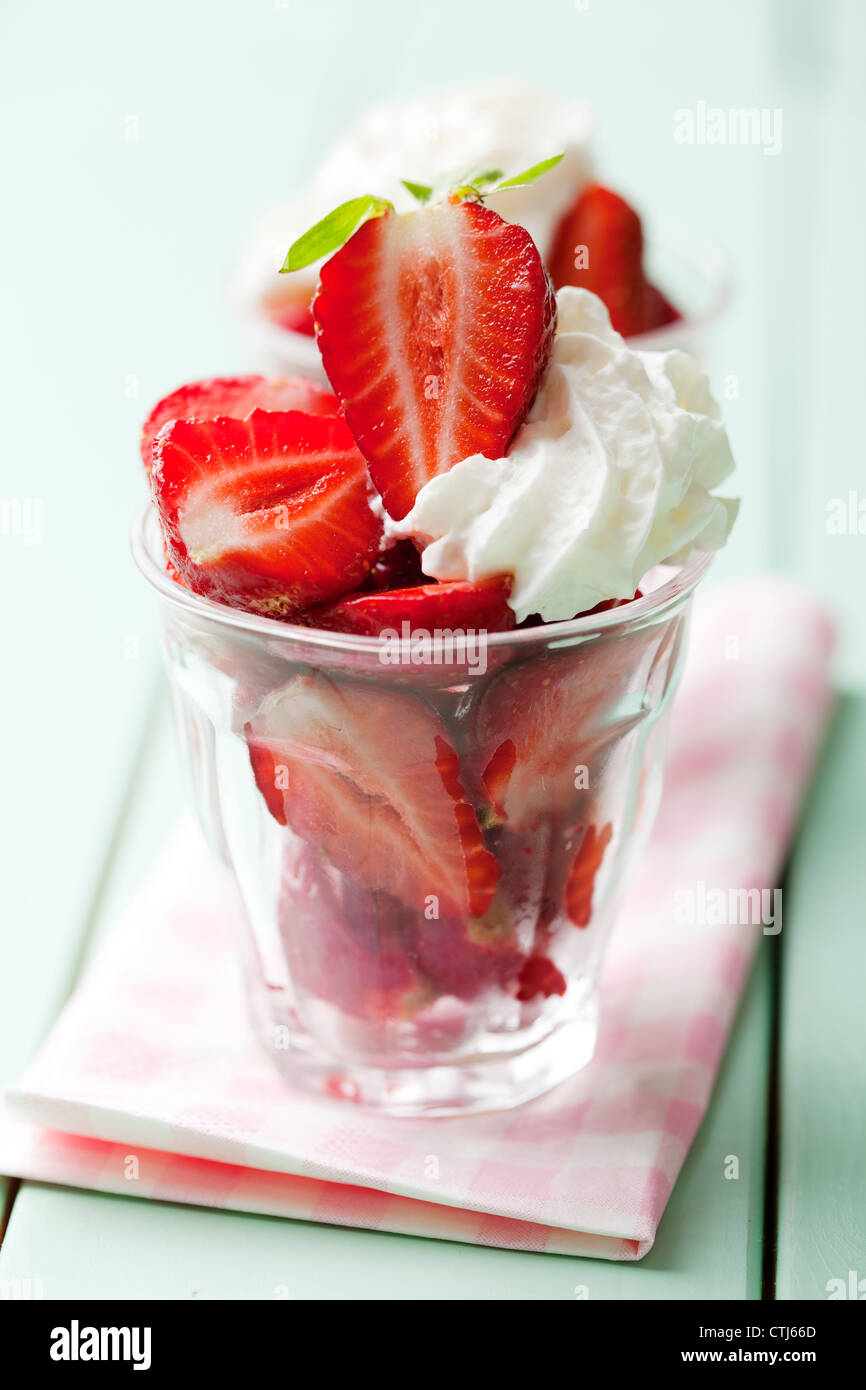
[1, 576, 834, 1260]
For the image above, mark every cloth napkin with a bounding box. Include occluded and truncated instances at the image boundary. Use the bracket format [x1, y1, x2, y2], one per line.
[1, 576, 834, 1260]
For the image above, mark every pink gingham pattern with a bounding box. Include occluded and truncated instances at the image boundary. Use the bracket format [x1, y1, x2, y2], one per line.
[0, 576, 834, 1259]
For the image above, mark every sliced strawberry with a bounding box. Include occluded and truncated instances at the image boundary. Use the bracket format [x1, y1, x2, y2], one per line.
[151, 410, 382, 616]
[470, 622, 660, 829]
[564, 821, 613, 927]
[408, 821, 552, 1002]
[638, 283, 681, 336]
[141, 375, 337, 474]
[411, 896, 523, 1002]
[516, 954, 567, 1001]
[245, 672, 499, 918]
[278, 845, 419, 1019]
[310, 577, 515, 637]
[269, 304, 317, 337]
[547, 184, 680, 338]
[314, 198, 556, 521]
[363, 539, 426, 593]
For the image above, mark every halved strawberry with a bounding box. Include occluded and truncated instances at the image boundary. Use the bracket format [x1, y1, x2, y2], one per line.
[516, 954, 567, 1001]
[639, 283, 681, 337]
[151, 410, 382, 616]
[470, 622, 662, 829]
[314, 198, 556, 520]
[245, 671, 499, 918]
[547, 184, 680, 338]
[141, 374, 337, 474]
[278, 844, 419, 1020]
[269, 304, 317, 337]
[410, 896, 523, 1002]
[564, 821, 613, 927]
[310, 577, 515, 637]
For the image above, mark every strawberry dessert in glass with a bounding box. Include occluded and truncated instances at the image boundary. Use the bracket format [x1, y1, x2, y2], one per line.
[135, 160, 737, 1114]
[232, 81, 730, 382]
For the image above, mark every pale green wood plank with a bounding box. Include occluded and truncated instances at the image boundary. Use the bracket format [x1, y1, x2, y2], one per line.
[776, 694, 866, 1300]
[0, 705, 772, 1298]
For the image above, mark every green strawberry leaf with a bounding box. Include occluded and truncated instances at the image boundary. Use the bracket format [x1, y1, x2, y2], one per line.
[490, 154, 564, 192]
[401, 179, 433, 204]
[459, 167, 505, 191]
[281, 195, 393, 272]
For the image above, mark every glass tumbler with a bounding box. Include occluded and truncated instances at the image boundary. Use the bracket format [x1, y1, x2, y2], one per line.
[133, 507, 711, 1115]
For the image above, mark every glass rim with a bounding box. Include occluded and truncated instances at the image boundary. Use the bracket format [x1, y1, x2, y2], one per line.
[627, 217, 733, 350]
[131, 503, 714, 654]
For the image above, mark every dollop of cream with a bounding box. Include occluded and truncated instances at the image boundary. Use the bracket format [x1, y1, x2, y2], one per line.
[394, 288, 738, 623]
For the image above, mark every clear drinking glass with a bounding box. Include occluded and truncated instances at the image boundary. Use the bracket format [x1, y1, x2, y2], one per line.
[133, 507, 711, 1115]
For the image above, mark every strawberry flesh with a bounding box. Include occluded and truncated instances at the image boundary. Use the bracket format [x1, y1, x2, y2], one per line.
[362, 539, 427, 593]
[310, 577, 515, 637]
[564, 822, 613, 928]
[151, 410, 382, 616]
[471, 624, 657, 829]
[141, 374, 337, 474]
[516, 954, 567, 1001]
[278, 845, 418, 1019]
[411, 900, 523, 1002]
[270, 304, 317, 337]
[245, 672, 499, 918]
[314, 198, 557, 520]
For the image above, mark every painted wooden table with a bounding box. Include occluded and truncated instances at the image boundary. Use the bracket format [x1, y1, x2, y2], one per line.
[1, 0, 864, 1299]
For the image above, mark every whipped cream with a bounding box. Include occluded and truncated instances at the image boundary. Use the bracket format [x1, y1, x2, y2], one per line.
[235, 80, 593, 309]
[394, 288, 738, 623]
[314, 79, 593, 259]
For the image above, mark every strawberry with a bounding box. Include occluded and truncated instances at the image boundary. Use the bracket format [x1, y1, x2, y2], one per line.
[408, 822, 553, 1001]
[278, 845, 419, 1019]
[269, 304, 317, 337]
[314, 198, 556, 520]
[564, 821, 613, 927]
[141, 375, 337, 474]
[516, 954, 567, 1001]
[363, 539, 427, 593]
[410, 896, 523, 1002]
[310, 577, 515, 637]
[470, 621, 660, 829]
[151, 410, 382, 616]
[245, 672, 500, 918]
[639, 283, 681, 337]
[547, 184, 680, 338]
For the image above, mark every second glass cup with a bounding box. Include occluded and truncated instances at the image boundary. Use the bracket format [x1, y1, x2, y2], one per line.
[134, 508, 710, 1115]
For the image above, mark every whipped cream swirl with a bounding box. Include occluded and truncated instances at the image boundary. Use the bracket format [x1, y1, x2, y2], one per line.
[394, 288, 738, 623]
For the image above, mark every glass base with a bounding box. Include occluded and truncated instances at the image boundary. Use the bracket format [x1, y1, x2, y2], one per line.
[246, 979, 598, 1116]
